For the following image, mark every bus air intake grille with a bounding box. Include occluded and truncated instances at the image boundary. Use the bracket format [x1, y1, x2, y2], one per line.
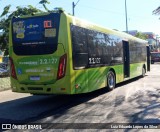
[28, 87, 43, 91]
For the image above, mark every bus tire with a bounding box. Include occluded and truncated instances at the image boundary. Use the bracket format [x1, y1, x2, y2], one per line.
[107, 71, 115, 91]
[142, 67, 145, 77]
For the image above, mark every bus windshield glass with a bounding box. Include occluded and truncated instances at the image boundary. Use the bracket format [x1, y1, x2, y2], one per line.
[12, 13, 60, 55]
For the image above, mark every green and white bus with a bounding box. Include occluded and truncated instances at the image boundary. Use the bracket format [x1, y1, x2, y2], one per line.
[9, 9, 150, 95]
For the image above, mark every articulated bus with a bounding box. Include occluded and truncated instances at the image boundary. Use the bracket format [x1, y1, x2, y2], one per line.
[9, 9, 150, 95]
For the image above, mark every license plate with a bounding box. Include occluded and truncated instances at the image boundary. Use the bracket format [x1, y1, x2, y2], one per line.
[30, 76, 40, 81]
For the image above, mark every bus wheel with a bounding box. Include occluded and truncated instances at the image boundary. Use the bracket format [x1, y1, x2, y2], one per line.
[142, 67, 145, 77]
[107, 71, 115, 91]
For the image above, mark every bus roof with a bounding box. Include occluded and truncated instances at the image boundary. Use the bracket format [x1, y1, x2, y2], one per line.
[66, 11, 148, 44]
[12, 9, 148, 45]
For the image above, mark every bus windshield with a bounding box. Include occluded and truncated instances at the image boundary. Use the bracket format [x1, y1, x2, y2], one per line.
[12, 13, 60, 55]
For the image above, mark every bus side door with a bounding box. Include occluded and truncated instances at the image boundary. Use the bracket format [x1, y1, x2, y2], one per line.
[123, 41, 130, 78]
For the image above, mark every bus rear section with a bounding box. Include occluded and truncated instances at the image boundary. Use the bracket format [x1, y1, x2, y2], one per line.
[9, 12, 72, 94]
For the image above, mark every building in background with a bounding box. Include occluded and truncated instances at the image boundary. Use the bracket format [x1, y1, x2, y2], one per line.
[127, 30, 159, 52]
[127, 30, 138, 36]
[143, 32, 158, 52]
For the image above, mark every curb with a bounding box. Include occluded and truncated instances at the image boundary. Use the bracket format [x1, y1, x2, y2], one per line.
[0, 87, 11, 92]
[0, 77, 11, 92]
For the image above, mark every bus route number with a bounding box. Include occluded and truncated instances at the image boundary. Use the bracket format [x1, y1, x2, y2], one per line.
[89, 57, 101, 64]
[39, 58, 57, 65]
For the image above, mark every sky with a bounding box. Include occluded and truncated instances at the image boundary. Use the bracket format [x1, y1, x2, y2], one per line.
[0, 0, 160, 35]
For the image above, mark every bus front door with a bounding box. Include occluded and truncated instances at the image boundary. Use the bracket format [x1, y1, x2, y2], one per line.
[123, 41, 130, 78]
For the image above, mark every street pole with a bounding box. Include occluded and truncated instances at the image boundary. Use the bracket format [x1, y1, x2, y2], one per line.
[72, 2, 75, 16]
[125, 0, 128, 33]
[72, 0, 80, 16]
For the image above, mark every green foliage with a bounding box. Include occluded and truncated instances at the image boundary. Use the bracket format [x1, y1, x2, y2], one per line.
[39, 0, 50, 12]
[0, 1, 51, 55]
[135, 32, 147, 40]
[39, 0, 50, 4]
[1, 5, 11, 17]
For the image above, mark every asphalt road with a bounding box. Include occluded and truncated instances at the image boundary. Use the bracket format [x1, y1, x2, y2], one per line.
[0, 64, 160, 131]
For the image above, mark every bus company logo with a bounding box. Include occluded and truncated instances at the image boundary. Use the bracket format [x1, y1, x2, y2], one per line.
[44, 20, 52, 28]
[27, 24, 39, 29]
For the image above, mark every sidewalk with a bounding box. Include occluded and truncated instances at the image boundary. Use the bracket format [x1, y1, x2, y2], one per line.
[0, 77, 11, 92]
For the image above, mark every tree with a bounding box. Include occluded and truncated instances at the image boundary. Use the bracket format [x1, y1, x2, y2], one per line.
[39, 0, 50, 12]
[135, 32, 147, 40]
[0, 1, 50, 55]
